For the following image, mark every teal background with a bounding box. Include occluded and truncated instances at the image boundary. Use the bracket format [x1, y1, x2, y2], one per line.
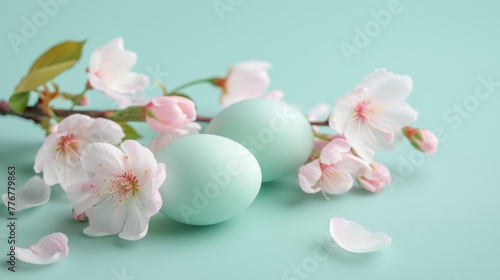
[1, 0, 499, 279]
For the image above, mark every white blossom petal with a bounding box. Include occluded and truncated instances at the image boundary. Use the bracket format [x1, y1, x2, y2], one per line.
[337, 154, 371, 177]
[330, 217, 391, 253]
[320, 138, 351, 164]
[298, 159, 322, 194]
[377, 100, 419, 128]
[119, 197, 150, 241]
[329, 88, 364, 134]
[344, 121, 375, 163]
[2, 176, 50, 211]
[320, 166, 353, 195]
[86, 118, 125, 144]
[67, 175, 108, 215]
[84, 200, 125, 237]
[16, 233, 69, 265]
[359, 68, 412, 101]
[34, 132, 62, 174]
[121, 140, 157, 185]
[81, 143, 125, 176]
[56, 114, 93, 136]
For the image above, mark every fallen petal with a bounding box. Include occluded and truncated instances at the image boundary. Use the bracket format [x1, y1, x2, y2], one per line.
[1, 176, 50, 211]
[330, 217, 391, 253]
[16, 233, 69, 265]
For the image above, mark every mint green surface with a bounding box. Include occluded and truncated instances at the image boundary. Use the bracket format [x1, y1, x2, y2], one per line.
[1, 0, 500, 279]
[156, 134, 261, 225]
[205, 99, 314, 182]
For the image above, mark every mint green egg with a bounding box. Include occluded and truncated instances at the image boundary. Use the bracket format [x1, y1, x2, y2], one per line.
[155, 134, 261, 226]
[205, 99, 314, 182]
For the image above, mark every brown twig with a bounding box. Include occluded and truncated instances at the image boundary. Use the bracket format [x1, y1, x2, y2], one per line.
[0, 100, 330, 126]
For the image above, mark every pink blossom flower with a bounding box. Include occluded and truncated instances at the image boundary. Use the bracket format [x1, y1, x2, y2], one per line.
[67, 140, 166, 240]
[145, 96, 197, 134]
[34, 114, 124, 190]
[16, 233, 69, 265]
[87, 38, 150, 108]
[403, 126, 439, 154]
[214, 61, 283, 107]
[357, 162, 391, 193]
[329, 69, 419, 163]
[298, 138, 370, 198]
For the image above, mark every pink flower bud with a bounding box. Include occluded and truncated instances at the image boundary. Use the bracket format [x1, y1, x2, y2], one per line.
[357, 162, 391, 193]
[72, 208, 88, 222]
[78, 95, 90, 106]
[403, 127, 439, 154]
[146, 96, 197, 134]
[48, 123, 58, 134]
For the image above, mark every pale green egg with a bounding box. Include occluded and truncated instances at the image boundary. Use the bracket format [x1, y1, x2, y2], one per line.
[155, 134, 262, 226]
[205, 99, 314, 182]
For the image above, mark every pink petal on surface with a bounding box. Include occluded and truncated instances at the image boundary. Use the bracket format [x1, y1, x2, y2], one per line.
[330, 217, 391, 253]
[16, 233, 69, 265]
[2, 176, 50, 211]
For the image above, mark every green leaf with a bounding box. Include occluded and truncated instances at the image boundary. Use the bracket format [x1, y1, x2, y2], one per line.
[119, 122, 142, 140]
[8, 91, 30, 113]
[10, 40, 86, 113]
[29, 40, 86, 72]
[107, 106, 146, 122]
[15, 61, 76, 93]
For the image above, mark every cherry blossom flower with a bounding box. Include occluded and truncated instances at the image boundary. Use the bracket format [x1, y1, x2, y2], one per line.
[34, 114, 124, 190]
[403, 126, 439, 154]
[213, 61, 283, 107]
[298, 138, 370, 198]
[357, 162, 391, 193]
[16, 233, 69, 265]
[1, 176, 50, 211]
[87, 37, 150, 108]
[67, 140, 166, 240]
[329, 69, 419, 163]
[330, 217, 391, 253]
[145, 96, 197, 134]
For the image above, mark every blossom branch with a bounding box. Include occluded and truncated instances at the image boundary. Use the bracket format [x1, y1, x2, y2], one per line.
[0, 100, 330, 126]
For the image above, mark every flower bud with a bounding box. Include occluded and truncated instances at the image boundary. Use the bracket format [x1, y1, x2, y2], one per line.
[357, 162, 391, 193]
[145, 96, 196, 134]
[78, 95, 90, 106]
[403, 126, 438, 154]
[72, 208, 88, 222]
